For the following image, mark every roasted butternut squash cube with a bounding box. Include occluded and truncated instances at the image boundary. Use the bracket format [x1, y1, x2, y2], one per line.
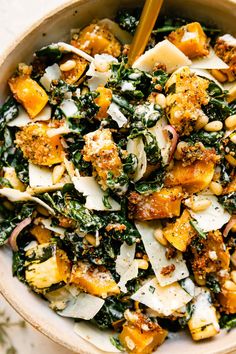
[165, 150, 216, 193]
[70, 261, 120, 298]
[119, 311, 167, 354]
[25, 243, 71, 294]
[95, 87, 112, 119]
[163, 209, 196, 252]
[30, 225, 52, 244]
[168, 22, 209, 58]
[3, 167, 25, 191]
[71, 24, 121, 57]
[60, 54, 88, 84]
[15, 123, 64, 166]
[128, 187, 183, 220]
[8, 75, 48, 118]
[219, 280, 236, 314]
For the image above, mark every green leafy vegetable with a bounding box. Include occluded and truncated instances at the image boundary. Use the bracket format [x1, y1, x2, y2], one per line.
[220, 314, 236, 331]
[134, 169, 164, 194]
[110, 337, 125, 351]
[219, 193, 236, 213]
[115, 9, 139, 34]
[190, 220, 207, 239]
[35, 44, 63, 63]
[0, 97, 18, 132]
[206, 274, 221, 293]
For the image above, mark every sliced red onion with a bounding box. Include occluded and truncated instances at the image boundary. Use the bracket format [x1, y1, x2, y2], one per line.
[163, 125, 179, 162]
[223, 215, 236, 237]
[9, 217, 32, 252]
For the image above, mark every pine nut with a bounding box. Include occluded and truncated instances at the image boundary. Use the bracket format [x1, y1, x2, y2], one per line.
[185, 198, 211, 212]
[227, 84, 236, 103]
[231, 252, 236, 267]
[155, 93, 166, 108]
[136, 259, 149, 270]
[204, 120, 223, 132]
[153, 228, 168, 246]
[60, 59, 76, 71]
[225, 154, 236, 167]
[52, 164, 65, 184]
[85, 234, 96, 246]
[225, 115, 236, 130]
[36, 205, 50, 216]
[209, 181, 223, 196]
[224, 280, 236, 291]
[231, 271, 236, 284]
[175, 141, 188, 160]
[211, 69, 227, 83]
[195, 115, 209, 130]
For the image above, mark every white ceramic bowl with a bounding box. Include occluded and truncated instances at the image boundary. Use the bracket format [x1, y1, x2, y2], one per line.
[0, 0, 236, 353]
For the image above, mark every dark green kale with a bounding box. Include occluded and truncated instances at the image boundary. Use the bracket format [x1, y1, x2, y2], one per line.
[203, 82, 231, 122]
[184, 131, 224, 152]
[152, 69, 169, 90]
[65, 134, 92, 175]
[93, 295, 133, 329]
[0, 128, 29, 183]
[110, 337, 125, 351]
[0, 203, 34, 246]
[0, 177, 12, 187]
[115, 9, 139, 34]
[129, 130, 161, 165]
[35, 44, 63, 64]
[49, 80, 77, 105]
[206, 274, 221, 293]
[107, 171, 129, 196]
[219, 193, 236, 213]
[0, 97, 18, 132]
[178, 302, 194, 329]
[229, 100, 236, 115]
[133, 103, 163, 129]
[123, 153, 138, 175]
[112, 94, 134, 116]
[220, 314, 236, 331]
[134, 169, 164, 194]
[75, 92, 99, 119]
[12, 251, 26, 282]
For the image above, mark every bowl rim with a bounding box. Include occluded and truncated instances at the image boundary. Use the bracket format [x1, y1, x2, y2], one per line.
[0, 0, 236, 353]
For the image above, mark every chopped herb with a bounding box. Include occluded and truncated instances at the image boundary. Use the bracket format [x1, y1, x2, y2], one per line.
[190, 220, 207, 239]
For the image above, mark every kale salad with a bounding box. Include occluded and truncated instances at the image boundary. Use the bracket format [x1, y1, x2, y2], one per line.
[0, 8, 236, 354]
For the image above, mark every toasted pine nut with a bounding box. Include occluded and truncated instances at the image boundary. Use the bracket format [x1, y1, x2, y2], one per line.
[204, 120, 223, 132]
[225, 114, 236, 130]
[155, 93, 166, 108]
[52, 164, 65, 184]
[231, 271, 236, 284]
[225, 154, 236, 167]
[60, 59, 76, 71]
[224, 69, 235, 82]
[85, 234, 96, 246]
[224, 280, 236, 291]
[36, 205, 50, 216]
[211, 69, 227, 83]
[227, 84, 236, 103]
[195, 115, 209, 130]
[153, 228, 168, 246]
[174, 141, 188, 160]
[136, 259, 149, 270]
[209, 181, 223, 196]
[186, 198, 212, 212]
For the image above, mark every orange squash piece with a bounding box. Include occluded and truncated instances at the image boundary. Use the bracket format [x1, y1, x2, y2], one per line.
[95, 87, 112, 119]
[30, 225, 52, 244]
[168, 22, 209, 58]
[60, 54, 88, 84]
[119, 311, 167, 354]
[128, 187, 183, 220]
[163, 209, 196, 252]
[8, 75, 48, 118]
[15, 123, 64, 166]
[70, 261, 120, 298]
[219, 280, 236, 314]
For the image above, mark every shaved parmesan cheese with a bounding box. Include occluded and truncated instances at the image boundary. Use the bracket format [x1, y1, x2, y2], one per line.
[34, 104, 52, 121]
[7, 105, 52, 127]
[131, 278, 192, 316]
[59, 293, 104, 320]
[46, 124, 71, 137]
[149, 117, 171, 165]
[191, 47, 229, 69]
[107, 102, 128, 127]
[219, 34, 236, 47]
[72, 176, 120, 211]
[121, 81, 135, 91]
[29, 163, 53, 187]
[190, 68, 224, 90]
[87, 54, 117, 91]
[41, 218, 65, 235]
[116, 242, 136, 276]
[60, 100, 78, 118]
[133, 39, 192, 73]
[188, 193, 231, 232]
[127, 137, 147, 182]
[40, 63, 61, 91]
[58, 42, 93, 62]
[74, 322, 121, 352]
[135, 221, 189, 286]
[98, 18, 133, 44]
[87, 71, 110, 91]
[118, 260, 139, 293]
[0, 188, 55, 214]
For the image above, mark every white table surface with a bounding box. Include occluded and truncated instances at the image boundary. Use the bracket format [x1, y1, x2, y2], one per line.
[0, 3, 74, 354]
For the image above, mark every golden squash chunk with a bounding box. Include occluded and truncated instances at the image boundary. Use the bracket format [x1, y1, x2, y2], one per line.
[60, 54, 88, 84]
[165, 150, 216, 193]
[163, 209, 196, 252]
[3, 167, 25, 191]
[15, 123, 64, 166]
[128, 187, 183, 220]
[30, 225, 52, 244]
[168, 22, 209, 58]
[70, 261, 120, 298]
[119, 311, 167, 354]
[25, 243, 71, 293]
[223, 176, 236, 194]
[219, 280, 236, 314]
[165, 67, 209, 136]
[95, 87, 112, 119]
[8, 75, 48, 118]
[71, 24, 121, 57]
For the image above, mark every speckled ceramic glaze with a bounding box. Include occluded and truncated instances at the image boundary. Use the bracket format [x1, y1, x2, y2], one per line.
[0, 0, 236, 353]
